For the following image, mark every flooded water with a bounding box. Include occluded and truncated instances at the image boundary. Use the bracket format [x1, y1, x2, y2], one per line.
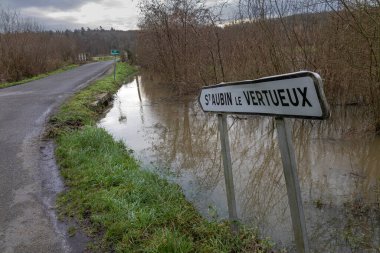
[99, 75, 380, 252]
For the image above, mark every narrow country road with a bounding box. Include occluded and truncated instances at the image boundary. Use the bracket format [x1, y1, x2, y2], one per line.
[0, 61, 113, 253]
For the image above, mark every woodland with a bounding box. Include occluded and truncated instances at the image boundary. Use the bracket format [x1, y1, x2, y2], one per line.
[0, 8, 136, 83]
[137, 0, 380, 128]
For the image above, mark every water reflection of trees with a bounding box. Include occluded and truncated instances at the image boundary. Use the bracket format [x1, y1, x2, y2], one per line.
[136, 75, 379, 251]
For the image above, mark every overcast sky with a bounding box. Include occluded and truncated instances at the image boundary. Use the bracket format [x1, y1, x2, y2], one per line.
[0, 0, 238, 30]
[0, 0, 237, 31]
[1, 0, 140, 31]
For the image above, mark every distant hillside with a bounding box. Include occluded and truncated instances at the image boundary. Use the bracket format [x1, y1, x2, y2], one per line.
[65, 28, 138, 57]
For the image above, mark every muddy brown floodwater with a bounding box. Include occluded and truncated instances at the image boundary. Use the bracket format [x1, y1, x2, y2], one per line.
[99, 74, 380, 253]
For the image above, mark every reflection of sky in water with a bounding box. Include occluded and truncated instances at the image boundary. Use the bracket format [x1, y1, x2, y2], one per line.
[99, 75, 380, 252]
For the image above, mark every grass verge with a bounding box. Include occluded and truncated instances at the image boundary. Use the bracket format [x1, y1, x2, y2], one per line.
[0, 64, 78, 89]
[51, 62, 273, 252]
[92, 56, 117, 62]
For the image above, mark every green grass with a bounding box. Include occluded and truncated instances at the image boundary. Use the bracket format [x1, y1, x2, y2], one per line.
[92, 56, 117, 62]
[56, 127, 270, 252]
[52, 62, 273, 252]
[0, 64, 78, 89]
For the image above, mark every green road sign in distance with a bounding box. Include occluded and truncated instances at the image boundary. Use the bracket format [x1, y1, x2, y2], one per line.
[111, 49, 120, 55]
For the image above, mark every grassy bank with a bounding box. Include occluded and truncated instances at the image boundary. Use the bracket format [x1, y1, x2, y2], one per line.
[51, 62, 273, 252]
[0, 64, 78, 89]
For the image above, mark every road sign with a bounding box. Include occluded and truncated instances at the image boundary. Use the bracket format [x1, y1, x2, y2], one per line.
[111, 49, 120, 55]
[199, 71, 330, 119]
[199, 71, 330, 253]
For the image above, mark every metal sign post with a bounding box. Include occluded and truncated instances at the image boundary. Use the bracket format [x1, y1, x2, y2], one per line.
[275, 117, 309, 253]
[113, 55, 116, 81]
[218, 114, 239, 234]
[198, 71, 330, 252]
[110, 50, 120, 81]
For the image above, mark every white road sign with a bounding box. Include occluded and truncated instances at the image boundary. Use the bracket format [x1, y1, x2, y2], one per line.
[199, 71, 330, 119]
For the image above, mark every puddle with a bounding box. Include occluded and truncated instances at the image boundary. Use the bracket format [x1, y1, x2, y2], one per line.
[40, 140, 89, 253]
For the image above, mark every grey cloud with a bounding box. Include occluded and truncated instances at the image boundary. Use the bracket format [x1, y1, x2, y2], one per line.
[23, 12, 137, 31]
[1, 0, 106, 11]
[81, 15, 139, 30]
[27, 15, 83, 30]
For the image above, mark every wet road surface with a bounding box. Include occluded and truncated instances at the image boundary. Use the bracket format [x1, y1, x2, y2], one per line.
[0, 61, 113, 252]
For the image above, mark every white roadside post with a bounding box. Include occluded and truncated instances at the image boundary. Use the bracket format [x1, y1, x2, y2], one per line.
[198, 71, 330, 253]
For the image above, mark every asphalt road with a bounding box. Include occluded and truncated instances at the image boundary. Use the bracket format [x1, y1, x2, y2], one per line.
[0, 61, 113, 253]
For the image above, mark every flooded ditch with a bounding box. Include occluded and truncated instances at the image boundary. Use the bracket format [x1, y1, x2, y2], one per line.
[98, 74, 380, 252]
